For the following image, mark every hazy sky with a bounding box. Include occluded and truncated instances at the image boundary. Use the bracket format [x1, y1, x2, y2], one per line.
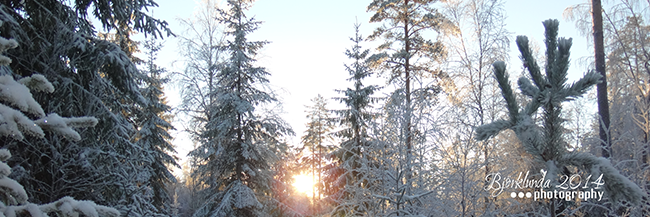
[145, 0, 593, 167]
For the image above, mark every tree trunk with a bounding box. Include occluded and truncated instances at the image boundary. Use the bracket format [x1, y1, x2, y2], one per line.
[403, 0, 413, 192]
[550, 199, 556, 217]
[312, 143, 316, 209]
[592, 0, 611, 158]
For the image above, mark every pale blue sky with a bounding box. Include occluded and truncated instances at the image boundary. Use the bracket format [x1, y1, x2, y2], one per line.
[145, 0, 596, 166]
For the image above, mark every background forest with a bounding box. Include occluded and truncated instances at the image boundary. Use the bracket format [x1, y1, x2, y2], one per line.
[0, 0, 649, 216]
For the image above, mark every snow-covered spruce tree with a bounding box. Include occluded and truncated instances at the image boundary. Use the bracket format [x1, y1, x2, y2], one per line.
[328, 23, 381, 216]
[189, 0, 292, 216]
[130, 38, 180, 216]
[0, 0, 173, 212]
[476, 19, 644, 215]
[0, 32, 119, 216]
[299, 94, 334, 207]
[95, 28, 175, 217]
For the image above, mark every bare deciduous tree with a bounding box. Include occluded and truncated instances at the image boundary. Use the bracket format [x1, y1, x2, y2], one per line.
[440, 0, 510, 215]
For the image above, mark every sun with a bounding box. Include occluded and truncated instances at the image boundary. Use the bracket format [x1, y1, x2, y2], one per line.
[293, 173, 316, 196]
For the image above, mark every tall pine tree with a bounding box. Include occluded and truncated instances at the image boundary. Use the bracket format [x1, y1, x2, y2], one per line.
[190, 0, 292, 216]
[367, 0, 449, 165]
[367, 1, 449, 214]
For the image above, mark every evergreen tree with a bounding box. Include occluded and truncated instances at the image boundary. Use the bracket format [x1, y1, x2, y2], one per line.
[190, 0, 292, 216]
[299, 94, 334, 208]
[329, 23, 381, 216]
[0, 0, 173, 213]
[0, 31, 119, 216]
[476, 19, 644, 216]
[135, 38, 180, 215]
[367, 0, 449, 165]
[367, 1, 449, 214]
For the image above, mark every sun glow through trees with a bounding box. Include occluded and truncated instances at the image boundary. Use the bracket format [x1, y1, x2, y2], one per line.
[293, 173, 316, 197]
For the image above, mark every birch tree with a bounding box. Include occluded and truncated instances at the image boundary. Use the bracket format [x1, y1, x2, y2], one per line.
[176, 0, 227, 142]
[439, 0, 510, 215]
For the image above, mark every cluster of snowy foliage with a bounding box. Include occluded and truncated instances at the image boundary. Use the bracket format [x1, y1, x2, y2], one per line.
[0, 0, 178, 215]
[0, 23, 97, 141]
[0, 149, 119, 217]
[0, 32, 17, 66]
[0, 32, 118, 216]
[476, 19, 644, 213]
